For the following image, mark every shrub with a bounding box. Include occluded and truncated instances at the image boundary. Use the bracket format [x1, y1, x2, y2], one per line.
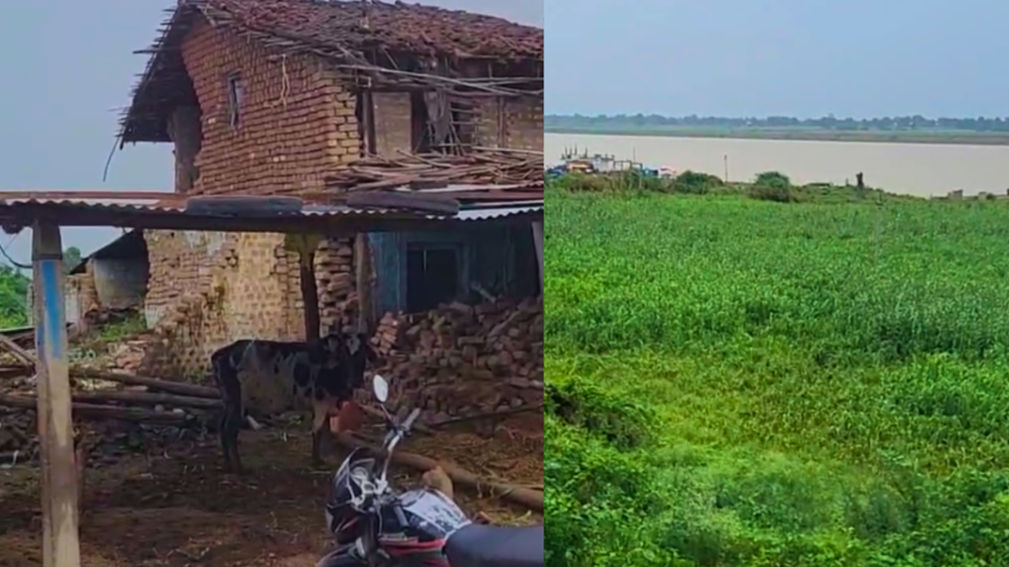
[546, 378, 656, 448]
[754, 171, 791, 189]
[552, 171, 613, 193]
[673, 170, 723, 194]
[749, 171, 793, 202]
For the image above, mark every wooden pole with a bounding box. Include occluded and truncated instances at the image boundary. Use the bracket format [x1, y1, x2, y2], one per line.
[354, 233, 374, 333]
[284, 234, 323, 341]
[32, 222, 81, 567]
[70, 367, 220, 398]
[70, 390, 222, 409]
[336, 432, 544, 511]
[0, 394, 194, 423]
[300, 252, 320, 342]
[530, 220, 544, 294]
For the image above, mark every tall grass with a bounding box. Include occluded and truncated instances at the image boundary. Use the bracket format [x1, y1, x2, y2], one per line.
[545, 186, 1009, 566]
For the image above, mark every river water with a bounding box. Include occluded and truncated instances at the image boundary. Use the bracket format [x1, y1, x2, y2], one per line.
[545, 133, 1009, 197]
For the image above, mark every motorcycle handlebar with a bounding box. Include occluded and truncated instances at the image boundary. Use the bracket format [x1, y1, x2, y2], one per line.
[402, 408, 421, 432]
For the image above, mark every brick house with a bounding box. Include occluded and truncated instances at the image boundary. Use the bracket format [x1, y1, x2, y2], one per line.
[116, 0, 543, 379]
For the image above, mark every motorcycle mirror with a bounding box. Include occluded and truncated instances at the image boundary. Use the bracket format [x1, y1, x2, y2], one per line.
[372, 374, 389, 403]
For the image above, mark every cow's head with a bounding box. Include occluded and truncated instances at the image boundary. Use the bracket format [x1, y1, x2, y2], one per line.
[320, 331, 377, 388]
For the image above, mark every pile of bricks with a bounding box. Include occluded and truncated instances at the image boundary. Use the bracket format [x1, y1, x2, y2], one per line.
[315, 237, 360, 333]
[371, 297, 543, 423]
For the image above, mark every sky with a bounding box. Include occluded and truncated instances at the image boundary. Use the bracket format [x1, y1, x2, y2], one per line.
[546, 0, 1009, 119]
[0, 0, 542, 269]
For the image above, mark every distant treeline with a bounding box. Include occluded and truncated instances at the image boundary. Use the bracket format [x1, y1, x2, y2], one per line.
[547, 114, 1009, 132]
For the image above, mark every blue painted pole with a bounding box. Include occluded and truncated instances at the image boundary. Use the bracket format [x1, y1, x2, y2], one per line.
[32, 222, 81, 567]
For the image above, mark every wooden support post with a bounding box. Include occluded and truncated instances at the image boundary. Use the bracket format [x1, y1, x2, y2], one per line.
[32, 222, 81, 567]
[531, 220, 544, 294]
[364, 90, 377, 155]
[354, 233, 374, 333]
[285, 234, 323, 342]
[300, 256, 320, 343]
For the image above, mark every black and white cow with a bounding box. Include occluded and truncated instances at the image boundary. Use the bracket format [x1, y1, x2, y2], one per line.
[210, 331, 377, 474]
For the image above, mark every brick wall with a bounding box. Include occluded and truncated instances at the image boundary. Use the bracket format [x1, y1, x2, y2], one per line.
[504, 97, 543, 151]
[372, 92, 414, 156]
[141, 230, 358, 380]
[473, 97, 542, 151]
[181, 16, 361, 196]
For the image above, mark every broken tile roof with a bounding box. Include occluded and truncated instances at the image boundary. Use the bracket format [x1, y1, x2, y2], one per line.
[197, 0, 543, 60]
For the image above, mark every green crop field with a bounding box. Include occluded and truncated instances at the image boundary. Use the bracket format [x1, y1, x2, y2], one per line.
[544, 184, 1009, 566]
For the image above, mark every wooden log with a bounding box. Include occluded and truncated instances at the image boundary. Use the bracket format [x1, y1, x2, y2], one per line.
[71, 390, 222, 410]
[69, 367, 220, 399]
[0, 332, 36, 368]
[0, 364, 30, 379]
[358, 403, 433, 435]
[0, 394, 192, 424]
[429, 404, 543, 428]
[31, 222, 82, 566]
[335, 432, 543, 512]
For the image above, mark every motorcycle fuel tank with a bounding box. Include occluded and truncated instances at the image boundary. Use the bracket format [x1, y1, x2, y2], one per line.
[399, 488, 471, 540]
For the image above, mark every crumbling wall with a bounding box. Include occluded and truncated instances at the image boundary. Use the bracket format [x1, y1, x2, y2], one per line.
[180, 16, 361, 196]
[372, 92, 414, 156]
[141, 231, 357, 380]
[503, 97, 543, 151]
[473, 97, 542, 151]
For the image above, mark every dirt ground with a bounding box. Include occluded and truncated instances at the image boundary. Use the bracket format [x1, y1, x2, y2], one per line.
[0, 417, 542, 566]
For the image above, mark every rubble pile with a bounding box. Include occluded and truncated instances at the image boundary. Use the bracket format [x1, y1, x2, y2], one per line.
[108, 337, 153, 373]
[371, 297, 543, 423]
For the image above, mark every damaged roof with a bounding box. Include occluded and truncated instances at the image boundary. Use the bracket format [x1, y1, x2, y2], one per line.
[197, 0, 543, 59]
[120, 0, 543, 143]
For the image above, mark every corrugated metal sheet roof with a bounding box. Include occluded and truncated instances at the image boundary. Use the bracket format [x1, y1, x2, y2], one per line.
[0, 192, 541, 232]
[0, 198, 540, 218]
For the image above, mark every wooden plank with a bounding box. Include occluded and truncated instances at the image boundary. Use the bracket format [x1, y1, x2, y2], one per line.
[345, 191, 460, 214]
[32, 222, 81, 567]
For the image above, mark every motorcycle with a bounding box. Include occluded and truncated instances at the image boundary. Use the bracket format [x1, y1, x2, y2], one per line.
[317, 374, 544, 567]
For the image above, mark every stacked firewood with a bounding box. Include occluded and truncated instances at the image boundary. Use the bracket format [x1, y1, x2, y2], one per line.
[324, 149, 544, 192]
[371, 297, 543, 422]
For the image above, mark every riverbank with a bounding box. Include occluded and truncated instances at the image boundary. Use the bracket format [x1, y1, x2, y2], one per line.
[545, 126, 1009, 146]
